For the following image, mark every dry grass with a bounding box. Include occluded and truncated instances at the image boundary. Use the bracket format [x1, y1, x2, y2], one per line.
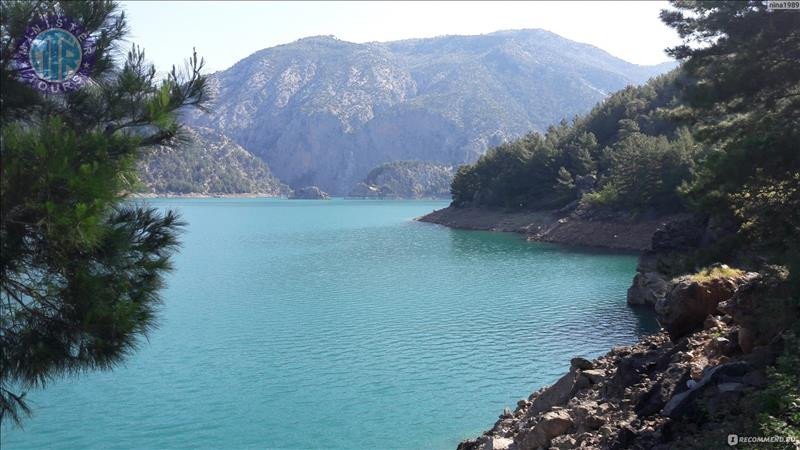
[687, 265, 745, 283]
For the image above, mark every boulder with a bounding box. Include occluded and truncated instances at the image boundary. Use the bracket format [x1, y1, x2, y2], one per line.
[517, 410, 573, 449]
[627, 271, 670, 306]
[581, 369, 606, 384]
[655, 269, 756, 339]
[718, 267, 796, 351]
[570, 357, 594, 370]
[526, 367, 585, 417]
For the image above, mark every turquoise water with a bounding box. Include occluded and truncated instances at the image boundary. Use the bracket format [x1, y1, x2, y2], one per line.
[2, 199, 655, 449]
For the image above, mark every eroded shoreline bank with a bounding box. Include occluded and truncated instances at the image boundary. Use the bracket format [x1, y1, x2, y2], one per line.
[417, 205, 690, 252]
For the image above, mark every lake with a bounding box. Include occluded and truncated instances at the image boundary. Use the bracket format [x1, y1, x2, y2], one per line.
[2, 198, 656, 449]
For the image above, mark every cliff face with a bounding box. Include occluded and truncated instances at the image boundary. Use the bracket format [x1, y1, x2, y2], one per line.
[138, 126, 289, 196]
[185, 30, 675, 194]
[349, 161, 454, 199]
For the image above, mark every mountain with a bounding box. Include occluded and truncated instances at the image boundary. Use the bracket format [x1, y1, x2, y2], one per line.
[349, 161, 454, 199]
[137, 127, 289, 196]
[186, 29, 677, 194]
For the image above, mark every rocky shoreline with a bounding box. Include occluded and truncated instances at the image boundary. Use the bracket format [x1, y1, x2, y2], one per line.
[418, 206, 690, 252]
[456, 262, 790, 450]
[419, 206, 796, 450]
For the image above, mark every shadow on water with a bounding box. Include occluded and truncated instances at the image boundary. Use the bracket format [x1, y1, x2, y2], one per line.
[628, 303, 662, 335]
[444, 226, 661, 337]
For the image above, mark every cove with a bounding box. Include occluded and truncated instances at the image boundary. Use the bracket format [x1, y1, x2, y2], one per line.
[2, 198, 656, 450]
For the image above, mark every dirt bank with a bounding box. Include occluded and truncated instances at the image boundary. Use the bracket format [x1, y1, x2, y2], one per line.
[418, 206, 688, 252]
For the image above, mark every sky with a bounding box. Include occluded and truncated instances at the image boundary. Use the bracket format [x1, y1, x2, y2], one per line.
[121, 1, 682, 74]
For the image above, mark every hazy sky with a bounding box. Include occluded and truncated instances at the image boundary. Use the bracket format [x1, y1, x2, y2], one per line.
[121, 1, 682, 73]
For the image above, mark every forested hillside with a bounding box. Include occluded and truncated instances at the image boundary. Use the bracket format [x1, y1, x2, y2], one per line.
[138, 127, 289, 196]
[450, 70, 697, 212]
[350, 161, 454, 198]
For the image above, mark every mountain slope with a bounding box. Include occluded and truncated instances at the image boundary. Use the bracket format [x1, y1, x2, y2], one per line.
[349, 161, 454, 198]
[187, 29, 676, 194]
[138, 127, 288, 196]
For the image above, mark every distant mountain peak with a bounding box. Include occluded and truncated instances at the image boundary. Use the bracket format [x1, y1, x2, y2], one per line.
[186, 29, 677, 194]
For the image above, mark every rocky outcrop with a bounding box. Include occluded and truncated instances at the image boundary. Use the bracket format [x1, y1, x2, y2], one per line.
[458, 264, 797, 450]
[719, 267, 797, 354]
[348, 161, 454, 199]
[458, 320, 782, 450]
[289, 186, 330, 199]
[627, 271, 670, 307]
[626, 215, 709, 307]
[655, 266, 757, 340]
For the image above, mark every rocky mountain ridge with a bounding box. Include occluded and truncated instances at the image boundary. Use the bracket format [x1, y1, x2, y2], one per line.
[186, 29, 676, 194]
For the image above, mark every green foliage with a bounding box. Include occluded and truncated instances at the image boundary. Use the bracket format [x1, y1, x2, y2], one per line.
[359, 160, 454, 198]
[661, 3, 800, 443]
[596, 129, 697, 210]
[662, 0, 800, 266]
[757, 327, 800, 447]
[0, 0, 208, 424]
[451, 70, 693, 211]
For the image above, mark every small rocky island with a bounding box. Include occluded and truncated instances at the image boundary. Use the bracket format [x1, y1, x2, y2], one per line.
[289, 186, 331, 200]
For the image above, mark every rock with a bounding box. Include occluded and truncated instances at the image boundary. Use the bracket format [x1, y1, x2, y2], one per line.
[710, 336, 736, 356]
[484, 437, 513, 450]
[570, 357, 594, 370]
[655, 271, 754, 340]
[703, 315, 724, 330]
[737, 327, 756, 353]
[743, 345, 779, 368]
[456, 439, 481, 450]
[289, 186, 330, 199]
[742, 369, 768, 388]
[661, 361, 751, 417]
[549, 434, 577, 449]
[527, 368, 583, 416]
[517, 410, 573, 449]
[581, 369, 606, 384]
[627, 271, 670, 306]
[717, 382, 745, 393]
[719, 268, 797, 351]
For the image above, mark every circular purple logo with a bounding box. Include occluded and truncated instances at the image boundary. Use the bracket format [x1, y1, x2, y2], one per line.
[13, 16, 96, 93]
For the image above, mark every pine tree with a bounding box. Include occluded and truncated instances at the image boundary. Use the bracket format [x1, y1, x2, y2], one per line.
[1, 0, 210, 424]
[661, 0, 800, 258]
